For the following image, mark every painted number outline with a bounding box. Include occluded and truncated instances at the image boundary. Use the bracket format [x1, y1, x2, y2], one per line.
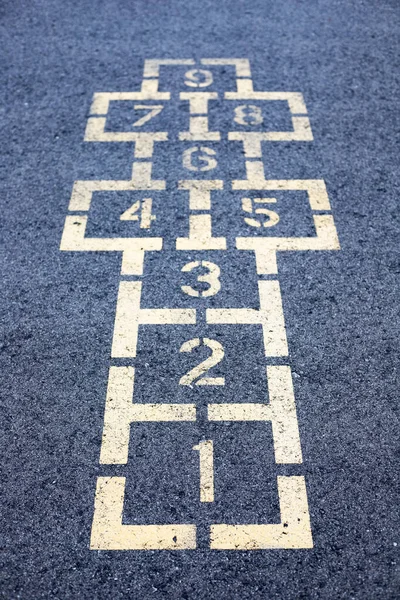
[179, 338, 225, 386]
[242, 197, 280, 228]
[132, 105, 164, 127]
[181, 260, 221, 297]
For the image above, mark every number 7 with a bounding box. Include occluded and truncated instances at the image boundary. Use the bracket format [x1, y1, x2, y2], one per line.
[132, 105, 164, 127]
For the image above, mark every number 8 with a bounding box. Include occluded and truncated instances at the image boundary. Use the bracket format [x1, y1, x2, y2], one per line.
[234, 104, 263, 126]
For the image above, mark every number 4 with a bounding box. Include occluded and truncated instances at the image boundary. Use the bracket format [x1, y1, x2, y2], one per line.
[120, 199, 156, 229]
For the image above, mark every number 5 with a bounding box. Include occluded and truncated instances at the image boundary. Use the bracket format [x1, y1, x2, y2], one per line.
[242, 197, 280, 228]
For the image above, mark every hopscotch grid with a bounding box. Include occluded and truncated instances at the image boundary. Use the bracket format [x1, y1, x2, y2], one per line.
[60, 58, 340, 551]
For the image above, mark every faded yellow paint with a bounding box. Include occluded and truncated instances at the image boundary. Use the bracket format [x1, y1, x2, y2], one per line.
[225, 90, 308, 115]
[210, 476, 313, 549]
[254, 249, 279, 275]
[179, 92, 220, 141]
[242, 197, 280, 229]
[120, 249, 146, 276]
[193, 441, 214, 502]
[85, 120, 169, 154]
[100, 366, 196, 464]
[132, 105, 164, 128]
[180, 92, 218, 114]
[237, 215, 340, 253]
[59, 59, 342, 552]
[182, 146, 218, 172]
[89, 91, 170, 115]
[207, 280, 288, 357]
[67, 167, 165, 214]
[234, 105, 263, 126]
[111, 281, 196, 358]
[143, 58, 195, 78]
[179, 116, 220, 142]
[176, 179, 226, 250]
[229, 120, 313, 157]
[208, 366, 302, 464]
[90, 477, 197, 550]
[120, 198, 155, 229]
[177, 215, 227, 251]
[233, 175, 332, 211]
[184, 69, 214, 88]
[179, 179, 223, 210]
[60, 215, 162, 254]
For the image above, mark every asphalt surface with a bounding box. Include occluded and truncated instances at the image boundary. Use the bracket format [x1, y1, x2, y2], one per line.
[1, 1, 399, 598]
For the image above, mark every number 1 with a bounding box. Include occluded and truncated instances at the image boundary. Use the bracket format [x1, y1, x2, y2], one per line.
[193, 440, 214, 502]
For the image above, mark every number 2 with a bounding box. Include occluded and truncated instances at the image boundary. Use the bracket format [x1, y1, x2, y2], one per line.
[179, 338, 225, 386]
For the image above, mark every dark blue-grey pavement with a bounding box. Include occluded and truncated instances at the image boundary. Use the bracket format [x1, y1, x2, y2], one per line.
[1, 1, 399, 598]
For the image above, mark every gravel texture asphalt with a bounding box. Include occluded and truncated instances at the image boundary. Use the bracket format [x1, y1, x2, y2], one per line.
[1, 1, 399, 598]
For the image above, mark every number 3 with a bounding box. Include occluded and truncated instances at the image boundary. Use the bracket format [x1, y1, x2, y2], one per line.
[181, 261, 221, 297]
